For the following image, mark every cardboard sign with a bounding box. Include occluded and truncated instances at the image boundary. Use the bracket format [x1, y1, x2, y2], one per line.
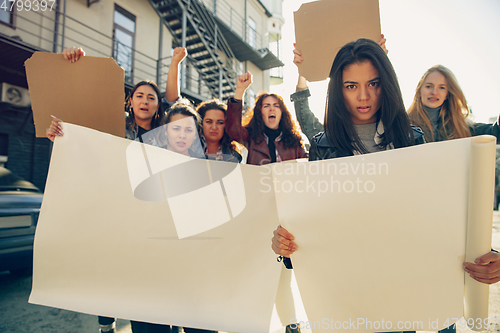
[294, 0, 381, 82]
[25, 52, 125, 138]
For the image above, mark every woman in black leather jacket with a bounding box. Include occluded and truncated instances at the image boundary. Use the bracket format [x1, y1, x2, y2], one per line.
[289, 44, 500, 288]
[274, 39, 499, 312]
[272, 38, 425, 262]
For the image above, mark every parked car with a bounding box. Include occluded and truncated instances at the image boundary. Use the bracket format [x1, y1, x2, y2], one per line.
[0, 167, 43, 275]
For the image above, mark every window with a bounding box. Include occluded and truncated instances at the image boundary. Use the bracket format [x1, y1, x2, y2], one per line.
[0, 3, 15, 28]
[113, 5, 135, 84]
[273, 0, 282, 16]
[248, 17, 256, 49]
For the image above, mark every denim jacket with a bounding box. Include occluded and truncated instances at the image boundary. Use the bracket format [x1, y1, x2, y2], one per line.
[291, 88, 323, 142]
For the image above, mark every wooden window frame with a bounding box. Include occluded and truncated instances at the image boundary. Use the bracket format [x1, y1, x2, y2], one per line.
[112, 4, 136, 84]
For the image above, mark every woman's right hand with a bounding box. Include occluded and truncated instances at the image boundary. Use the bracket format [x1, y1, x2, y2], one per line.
[171, 46, 187, 66]
[271, 225, 297, 258]
[378, 34, 388, 54]
[234, 71, 252, 100]
[293, 43, 307, 90]
[62, 46, 85, 63]
[46, 116, 63, 142]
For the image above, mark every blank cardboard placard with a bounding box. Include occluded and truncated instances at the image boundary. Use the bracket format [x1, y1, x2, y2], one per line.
[294, 0, 381, 82]
[25, 52, 125, 138]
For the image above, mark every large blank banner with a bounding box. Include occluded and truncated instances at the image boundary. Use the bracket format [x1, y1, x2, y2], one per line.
[30, 124, 494, 332]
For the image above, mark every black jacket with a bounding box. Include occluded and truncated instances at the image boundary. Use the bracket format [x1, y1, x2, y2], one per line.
[309, 126, 426, 161]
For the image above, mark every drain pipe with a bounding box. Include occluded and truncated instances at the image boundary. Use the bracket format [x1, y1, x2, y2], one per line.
[52, 0, 60, 52]
[157, 19, 163, 86]
[61, 0, 67, 49]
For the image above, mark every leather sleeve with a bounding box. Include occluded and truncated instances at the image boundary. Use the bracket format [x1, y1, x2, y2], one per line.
[471, 115, 500, 143]
[308, 137, 321, 161]
[226, 98, 250, 146]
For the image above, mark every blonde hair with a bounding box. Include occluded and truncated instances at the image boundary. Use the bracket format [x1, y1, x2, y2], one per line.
[407, 65, 471, 142]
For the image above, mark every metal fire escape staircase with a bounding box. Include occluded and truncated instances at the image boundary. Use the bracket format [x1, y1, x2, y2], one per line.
[149, 0, 238, 100]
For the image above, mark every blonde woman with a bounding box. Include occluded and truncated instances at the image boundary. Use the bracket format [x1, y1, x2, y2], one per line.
[408, 65, 500, 279]
[407, 64, 500, 142]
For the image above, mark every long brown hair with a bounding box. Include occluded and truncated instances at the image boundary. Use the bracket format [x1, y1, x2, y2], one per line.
[407, 65, 471, 142]
[243, 93, 303, 149]
[125, 80, 166, 130]
[325, 38, 413, 153]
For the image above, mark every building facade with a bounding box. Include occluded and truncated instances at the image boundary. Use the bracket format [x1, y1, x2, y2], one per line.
[0, 0, 284, 189]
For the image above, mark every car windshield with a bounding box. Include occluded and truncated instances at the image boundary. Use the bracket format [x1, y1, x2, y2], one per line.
[0, 167, 41, 192]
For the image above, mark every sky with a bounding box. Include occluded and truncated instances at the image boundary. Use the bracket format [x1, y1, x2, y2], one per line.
[271, 0, 500, 138]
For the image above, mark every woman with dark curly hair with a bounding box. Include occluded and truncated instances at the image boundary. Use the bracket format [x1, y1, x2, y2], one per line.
[225, 72, 307, 165]
[195, 99, 242, 163]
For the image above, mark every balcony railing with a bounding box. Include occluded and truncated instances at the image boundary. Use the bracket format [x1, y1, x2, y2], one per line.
[6, 8, 209, 97]
[200, 0, 275, 55]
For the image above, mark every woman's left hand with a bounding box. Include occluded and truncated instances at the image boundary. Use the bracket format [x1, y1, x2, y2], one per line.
[271, 225, 297, 258]
[463, 251, 500, 284]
